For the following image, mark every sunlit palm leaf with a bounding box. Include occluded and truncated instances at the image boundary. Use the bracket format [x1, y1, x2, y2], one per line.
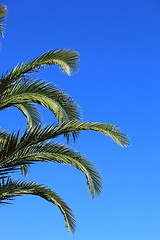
[0, 49, 79, 92]
[0, 178, 75, 233]
[19, 121, 129, 148]
[33, 49, 79, 75]
[0, 79, 81, 123]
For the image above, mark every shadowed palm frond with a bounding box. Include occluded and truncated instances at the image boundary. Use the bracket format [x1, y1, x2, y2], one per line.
[0, 78, 81, 124]
[0, 178, 75, 233]
[0, 5, 7, 36]
[0, 49, 79, 92]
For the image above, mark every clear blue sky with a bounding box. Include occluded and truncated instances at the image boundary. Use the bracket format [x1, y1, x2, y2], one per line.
[1, 0, 160, 239]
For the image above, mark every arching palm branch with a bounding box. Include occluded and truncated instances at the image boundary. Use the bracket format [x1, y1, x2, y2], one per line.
[0, 178, 75, 233]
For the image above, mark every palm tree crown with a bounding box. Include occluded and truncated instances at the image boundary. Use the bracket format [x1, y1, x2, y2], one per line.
[0, 5, 130, 233]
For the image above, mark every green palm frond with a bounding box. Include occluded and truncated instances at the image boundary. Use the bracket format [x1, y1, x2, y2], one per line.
[0, 5, 7, 37]
[19, 121, 129, 148]
[0, 139, 102, 197]
[0, 49, 79, 92]
[0, 178, 75, 233]
[0, 78, 81, 123]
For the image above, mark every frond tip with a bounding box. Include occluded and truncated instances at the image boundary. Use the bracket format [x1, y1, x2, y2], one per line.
[4, 49, 79, 85]
[33, 49, 80, 75]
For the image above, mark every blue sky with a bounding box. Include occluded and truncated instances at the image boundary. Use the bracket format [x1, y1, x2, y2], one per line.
[1, 0, 160, 239]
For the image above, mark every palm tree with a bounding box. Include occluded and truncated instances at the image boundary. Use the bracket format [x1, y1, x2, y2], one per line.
[0, 5, 129, 233]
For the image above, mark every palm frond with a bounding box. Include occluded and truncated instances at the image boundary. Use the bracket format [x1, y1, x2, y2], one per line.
[0, 79, 81, 123]
[1, 141, 102, 197]
[52, 121, 130, 147]
[0, 5, 7, 37]
[0, 49, 79, 92]
[0, 131, 101, 197]
[19, 121, 130, 148]
[0, 178, 75, 233]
